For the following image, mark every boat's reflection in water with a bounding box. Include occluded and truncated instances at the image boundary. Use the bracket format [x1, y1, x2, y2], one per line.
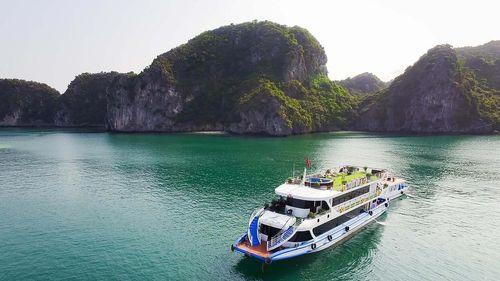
[234, 219, 385, 280]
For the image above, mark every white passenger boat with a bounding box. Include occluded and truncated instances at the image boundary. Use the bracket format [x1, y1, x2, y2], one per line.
[231, 165, 408, 263]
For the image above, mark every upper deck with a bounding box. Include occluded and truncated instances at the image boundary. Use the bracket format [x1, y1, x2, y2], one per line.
[275, 183, 340, 201]
[275, 166, 385, 201]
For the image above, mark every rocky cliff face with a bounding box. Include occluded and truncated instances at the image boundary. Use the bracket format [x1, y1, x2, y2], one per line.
[1, 22, 497, 135]
[338, 72, 387, 95]
[55, 72, 127, 126]
[106, 21, 354, 135]
[0, 79, 60, 126]
[353, 45, 496, 133]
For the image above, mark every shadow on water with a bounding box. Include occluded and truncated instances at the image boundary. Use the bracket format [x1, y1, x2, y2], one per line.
[233, 222, 384, 281]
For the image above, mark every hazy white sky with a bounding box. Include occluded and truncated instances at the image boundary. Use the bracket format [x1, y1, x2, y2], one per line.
[1, 0, 499, 92]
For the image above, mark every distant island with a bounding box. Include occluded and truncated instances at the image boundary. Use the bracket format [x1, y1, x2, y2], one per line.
[1, 21, 499, 135]
[337, 72, 388, 96]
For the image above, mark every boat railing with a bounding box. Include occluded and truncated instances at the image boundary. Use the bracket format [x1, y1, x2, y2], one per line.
[248, 208, 264, 227]
[267, 217, 300, 251]
[249, 207, 264, 220]
[288, 166, 386, 188]
[344, 177, 369, 191]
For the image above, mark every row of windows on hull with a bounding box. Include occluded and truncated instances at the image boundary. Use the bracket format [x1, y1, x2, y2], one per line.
[259, 224, 314, 242]
[260, 204, 369, 243]
[331, 186, 370, 206]
[312, 204, 368, 236]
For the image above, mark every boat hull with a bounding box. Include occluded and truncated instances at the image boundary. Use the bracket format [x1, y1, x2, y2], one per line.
[233, 203, 388, 263]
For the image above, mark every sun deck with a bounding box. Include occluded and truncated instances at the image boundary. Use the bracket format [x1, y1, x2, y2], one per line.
[327, 171, 378, 191]
[277, 167, 382, 200]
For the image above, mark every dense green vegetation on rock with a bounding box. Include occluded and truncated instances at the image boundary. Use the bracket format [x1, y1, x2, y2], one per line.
[107, 21, 356, 135]
[353, 44, 500, 132]
[459, 67, 500, 129]
[0, 21, 498, 135]
[235, 75, 356, 132]
[338, 72, 387, 96]
[55, 72, 127, 126]
[161, 21, 340, 127]
[456, 41, 500, 129]
[0, 79, 60, 125]
[456, 40, 500, 61]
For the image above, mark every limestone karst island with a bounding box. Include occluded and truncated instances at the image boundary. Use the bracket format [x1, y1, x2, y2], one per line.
[2, 21, 499, 135]
[1, 1, 500, 280]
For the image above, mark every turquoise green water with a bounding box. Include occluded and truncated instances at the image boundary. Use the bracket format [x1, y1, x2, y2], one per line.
[1, 129, 499, 280]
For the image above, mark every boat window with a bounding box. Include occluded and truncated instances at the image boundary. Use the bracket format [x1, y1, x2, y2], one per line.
[321, 201, 330, 210]
[288, 231, 313, 242]
[260, 224, 281, 237]
[313, 205, 367, 236]
[286, 198, 314, 209]
[313, 218, 340, 236]
[268, 197, 286, 213]
[331, 186, 370, 206]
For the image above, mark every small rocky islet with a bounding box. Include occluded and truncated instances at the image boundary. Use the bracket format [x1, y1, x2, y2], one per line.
[1, 21, 499, 135]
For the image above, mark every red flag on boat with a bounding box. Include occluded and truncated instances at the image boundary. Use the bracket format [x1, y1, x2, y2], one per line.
[306, 158, 311, 168]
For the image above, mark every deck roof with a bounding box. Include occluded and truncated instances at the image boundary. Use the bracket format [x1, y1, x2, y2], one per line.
[275, 183, 340, 201]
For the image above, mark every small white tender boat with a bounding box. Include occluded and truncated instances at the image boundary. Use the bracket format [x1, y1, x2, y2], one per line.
[231, 165, 408, 263]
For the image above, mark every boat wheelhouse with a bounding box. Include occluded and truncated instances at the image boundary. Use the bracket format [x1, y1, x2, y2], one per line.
[231, 165, 408, 263]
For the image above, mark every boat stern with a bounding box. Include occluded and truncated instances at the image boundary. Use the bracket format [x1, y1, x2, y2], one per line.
[232, 234, 272, 262]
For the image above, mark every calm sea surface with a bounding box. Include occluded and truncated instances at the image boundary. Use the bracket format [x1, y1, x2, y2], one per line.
[1, 129, 499, 280]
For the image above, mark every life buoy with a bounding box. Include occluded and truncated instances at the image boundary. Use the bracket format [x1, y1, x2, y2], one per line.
[327, 235, 333, 241]
[345, 226, 350, 232]
[369, 211, 373, 216]
[311, 243, 317, 250]
[265, 257, 272, 264]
